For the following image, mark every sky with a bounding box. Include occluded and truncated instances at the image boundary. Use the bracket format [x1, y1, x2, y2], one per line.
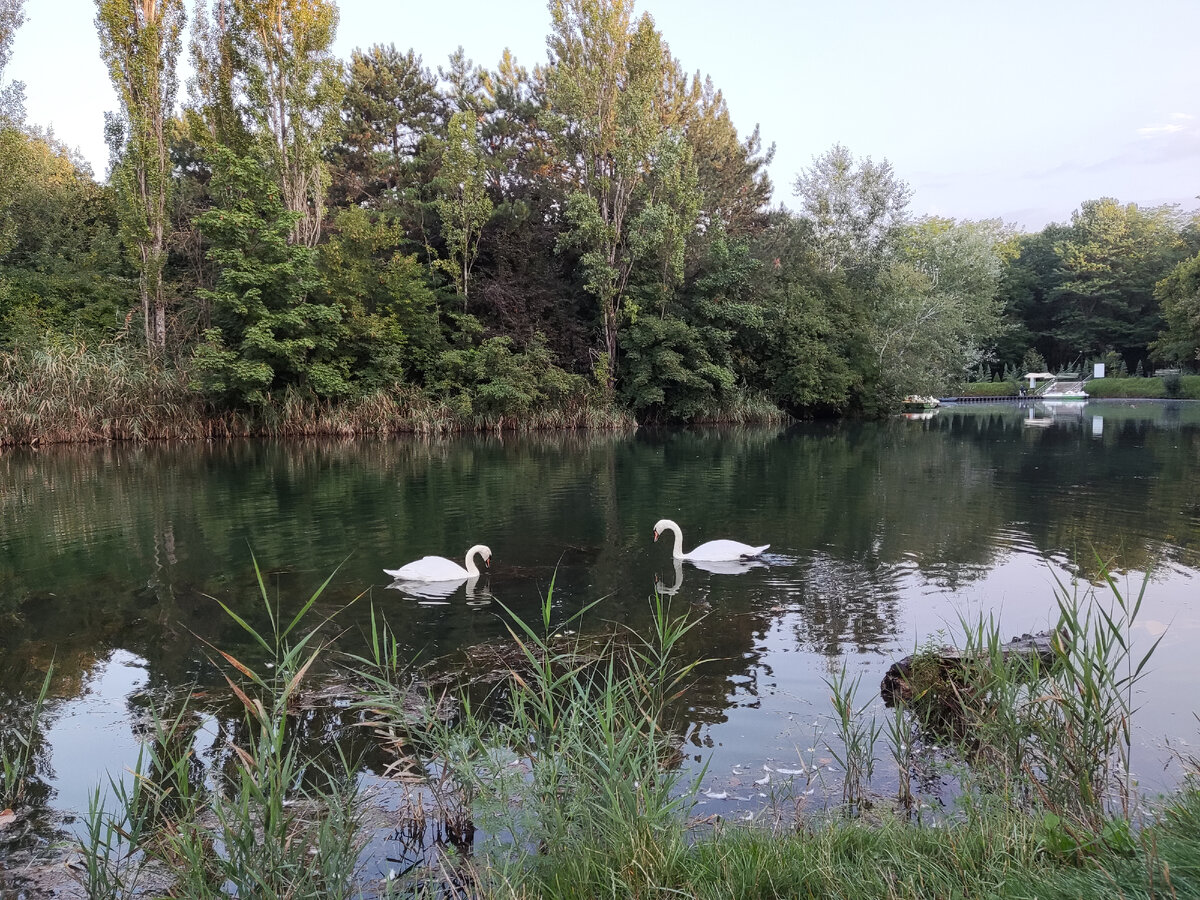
[6, 0, 1199, 231]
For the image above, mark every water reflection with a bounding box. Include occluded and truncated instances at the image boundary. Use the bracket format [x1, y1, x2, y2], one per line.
[385, 575, 492, 604]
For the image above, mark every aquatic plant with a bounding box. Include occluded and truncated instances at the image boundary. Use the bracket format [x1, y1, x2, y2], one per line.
[0, 661, 52, 810]
[76, 557, 364, 898]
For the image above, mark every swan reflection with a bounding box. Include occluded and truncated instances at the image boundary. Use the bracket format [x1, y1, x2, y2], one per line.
[655, 555, 769, 595]
[385, 574, 490, 604]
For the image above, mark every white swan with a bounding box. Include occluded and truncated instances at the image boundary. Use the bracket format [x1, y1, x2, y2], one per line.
[653, 519, 768, 562]
[383, 544, 491, 582]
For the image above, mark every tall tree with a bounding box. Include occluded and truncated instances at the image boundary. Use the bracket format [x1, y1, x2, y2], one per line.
[186, 0, 249, 152]
[331, 43, 441, 206]
[0, 0, 26, 123]
[1152, 249, 1200, 365]
[868, 217, 1006, 401]
[96, 0, 186, 350]
[231, 0, 343, 246]
[545, 0, 674, 392]
[193, 149, 348, 406]
[434, 109, 492, 301]
[792, 143, 910, 276]
[1050, 198, 1185, 368]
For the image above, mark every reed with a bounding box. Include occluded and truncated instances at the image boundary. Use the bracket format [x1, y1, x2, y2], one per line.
[0, 662, 52, 810]
[0, 338, 637, 445]
[76, 557, 365, 898]
[356, 581, 710, 897]
[824, 664, 882, 812]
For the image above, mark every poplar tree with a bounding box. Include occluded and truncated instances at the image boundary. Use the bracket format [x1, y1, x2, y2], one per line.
[545, 0, 672, 393]
[96, 0, 185, 350]
[234, 0, 343, 247]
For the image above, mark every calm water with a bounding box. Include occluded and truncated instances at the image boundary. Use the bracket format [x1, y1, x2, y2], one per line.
[3, 400, 1200, 859]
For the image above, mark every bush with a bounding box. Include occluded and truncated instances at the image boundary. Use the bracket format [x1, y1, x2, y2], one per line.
[1164, 370, 1183, 397]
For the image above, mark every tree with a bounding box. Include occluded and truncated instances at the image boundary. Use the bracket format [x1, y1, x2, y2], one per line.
[1050, 198, 1185, 368]
[868, 217, 1006, 403]
[545, 0, 670, 392]
[96, 0, 185, 350]
[331, 43, 441, 206]
[1152, 250, 1200, 365]
[318, 205, 443, 386]
[434, 109, 492, 301]
[225, 0, 343, 246]
[185, 0, 249, 153]
[193, 150, 348, 406]
[0, 0, 26, 123]
[0, 129, 130, 343]
[792, 143, 910, 276]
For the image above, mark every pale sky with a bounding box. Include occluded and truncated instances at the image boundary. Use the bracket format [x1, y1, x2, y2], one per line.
[7, 0, 1199, 230]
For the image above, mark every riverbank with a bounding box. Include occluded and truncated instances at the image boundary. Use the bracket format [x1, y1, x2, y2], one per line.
[956, 375, 1200, 400]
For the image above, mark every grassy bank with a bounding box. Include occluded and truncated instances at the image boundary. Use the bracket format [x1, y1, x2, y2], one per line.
[29, 560, 1193, 898]
[955, 375, 1200, 400]
[1085, 375, 1200, 399]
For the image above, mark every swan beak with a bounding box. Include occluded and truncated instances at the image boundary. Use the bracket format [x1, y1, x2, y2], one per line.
[653, 530, 659, 542]
[485, 556, 491, 569]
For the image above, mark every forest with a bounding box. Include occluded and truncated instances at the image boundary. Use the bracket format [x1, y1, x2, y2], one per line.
[1, 0, 1199, 439]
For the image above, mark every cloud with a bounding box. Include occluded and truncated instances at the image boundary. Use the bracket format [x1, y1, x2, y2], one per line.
[1171, 112, 1195, 121]
[1138, 123, 1185, 136]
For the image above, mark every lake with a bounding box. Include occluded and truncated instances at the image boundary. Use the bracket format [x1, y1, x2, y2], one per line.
[2, 399, 1199, 870]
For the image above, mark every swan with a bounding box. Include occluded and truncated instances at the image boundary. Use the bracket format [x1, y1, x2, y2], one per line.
[384, 544, 491, 582]
[653, 519, 768, 562]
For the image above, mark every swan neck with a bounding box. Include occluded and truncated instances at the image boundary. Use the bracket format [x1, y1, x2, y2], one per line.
[666, 521, 684, 559]
[464, 544, 488, 576]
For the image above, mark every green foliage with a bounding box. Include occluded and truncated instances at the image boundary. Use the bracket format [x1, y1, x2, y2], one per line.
[96, 0, 185, 349]
[434, 109, 493, 299]
[0, 661, 51, 809]
[1163, 369, 1183, 397]
[330, 43, 441, 207]
[792, 142, 910, 276]
[1084, 375, 1200, 399]
[1152, 250, 1200, 365]
[431, 332, 585, 420]
[1021, 346, 1047, 374]
[193, 149, 349, 407]
[318, 205, 443, 388]
[223, 0, 344, 246]
[0, 0, 27, 123]
[1049, 199, 1185, 367]
[0, 128, 132, 342]
[619, 313, 736, 422]
[78, 559, 363, 898]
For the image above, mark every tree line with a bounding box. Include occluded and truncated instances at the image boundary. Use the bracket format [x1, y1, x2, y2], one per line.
[1, 0, 1198, 431]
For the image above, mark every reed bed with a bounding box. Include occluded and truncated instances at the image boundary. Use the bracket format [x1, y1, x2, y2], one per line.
[0, 339, 637, 446]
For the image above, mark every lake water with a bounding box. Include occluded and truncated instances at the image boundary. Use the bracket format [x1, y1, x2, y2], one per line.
[2, 399, 1199, 867]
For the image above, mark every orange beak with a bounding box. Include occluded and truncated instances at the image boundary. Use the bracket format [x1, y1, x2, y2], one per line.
[653, 530, 659, 542]
[485, 556, 491, 569]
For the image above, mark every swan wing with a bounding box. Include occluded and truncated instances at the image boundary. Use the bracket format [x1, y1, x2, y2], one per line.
[384, 555, 469, 582]
[684, 539, 770, 561]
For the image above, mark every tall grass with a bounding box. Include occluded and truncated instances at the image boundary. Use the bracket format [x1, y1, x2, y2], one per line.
[77, 557, 364, 898]
[899, 562, 1161, 839]
[356, 582, 711, 897]
[66, 557, 1198, 898]
[0, 337, 636, 445]
[0, 662, 52, 809]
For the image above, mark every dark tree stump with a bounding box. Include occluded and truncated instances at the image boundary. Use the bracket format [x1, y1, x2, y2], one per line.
[881, 629, 1065, 706]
